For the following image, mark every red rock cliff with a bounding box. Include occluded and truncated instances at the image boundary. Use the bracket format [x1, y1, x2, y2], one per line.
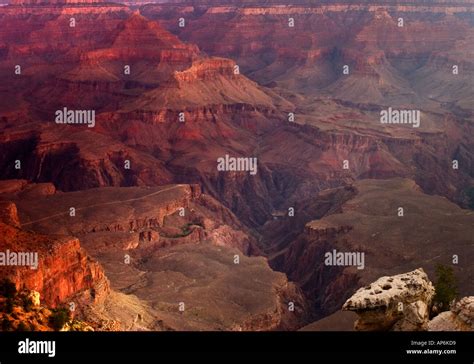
[0, 202, 109, 308]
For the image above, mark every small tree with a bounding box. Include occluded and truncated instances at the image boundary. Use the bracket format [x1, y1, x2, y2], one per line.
[5, 299, 14, 314]
[17, 322, 29, 332]
[433, 264, 458, 312]
[22, 296, 33, 312]
[49, 307, 70, 331]
[466, 187, 474, 209]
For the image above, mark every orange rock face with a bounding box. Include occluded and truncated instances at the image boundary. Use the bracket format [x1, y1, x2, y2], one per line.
[0, 202, 109, 308]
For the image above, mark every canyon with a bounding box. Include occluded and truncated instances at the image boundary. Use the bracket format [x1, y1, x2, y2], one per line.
[0, 180, 308, 330]
[272, 178, 474, 319]
[0, 0, 472, 331]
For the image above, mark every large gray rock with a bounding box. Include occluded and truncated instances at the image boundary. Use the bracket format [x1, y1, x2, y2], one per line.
[342, 268, 435, 331]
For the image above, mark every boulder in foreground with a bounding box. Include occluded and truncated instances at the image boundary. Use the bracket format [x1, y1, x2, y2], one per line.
[343, 268, 435, 331]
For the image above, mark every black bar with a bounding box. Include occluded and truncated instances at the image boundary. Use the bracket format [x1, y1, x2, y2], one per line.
[0, 331, 473, 362]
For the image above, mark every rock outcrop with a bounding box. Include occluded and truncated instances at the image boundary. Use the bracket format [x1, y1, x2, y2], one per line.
[0, 201, 109, 308]
[428, 296, 474, 331]
[11, 183, 259, 255]
[0, 285, 94, 332]
[343, 269, 435, 331]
